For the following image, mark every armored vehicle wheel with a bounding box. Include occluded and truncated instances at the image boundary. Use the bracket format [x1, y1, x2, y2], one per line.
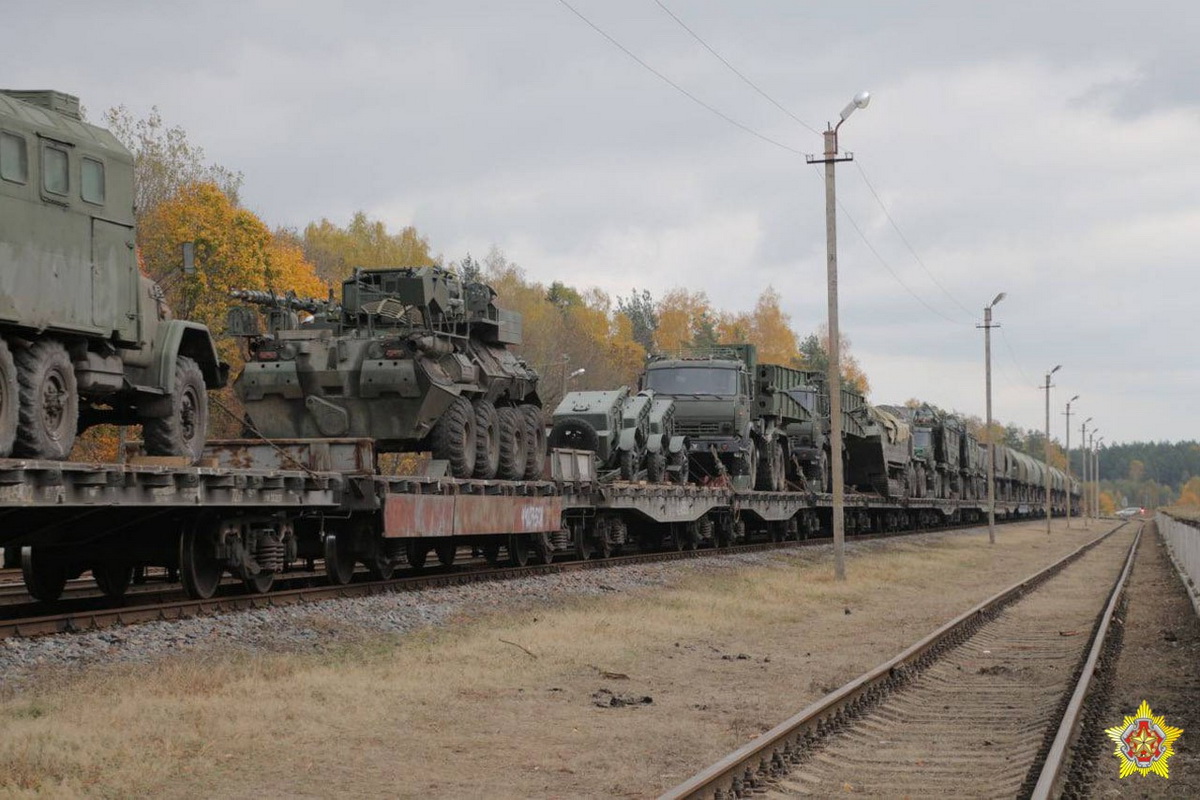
[618, 448, 636, 481]
[324, 532, 355, 585]
[406, 541, 428, 570]
[646, 451, 666, 483]
[520, 405, 546, 479]
[497, 407, 529, 480]
[14, 339, 79, 460]
[244, 570, 274, 594]
[0, 339, 18, 457]
[547, 416, 599, 453]
[473, 400, 500, 479]
[507, 534, 531, 567]
[21, 547, 68, 602]
[669, 449, 689, 485]
[430, 396, 477, 479]
[93, 562, 133, 598]
[143, 356, 208, 463]
[435, 541, 457, 567]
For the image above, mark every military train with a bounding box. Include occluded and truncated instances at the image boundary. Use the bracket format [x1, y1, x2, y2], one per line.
[0, 88, 1081, 605]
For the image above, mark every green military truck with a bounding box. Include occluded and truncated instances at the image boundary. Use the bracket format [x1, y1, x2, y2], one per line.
[640, 344, 810, 491]
[0, 90, 226, 461]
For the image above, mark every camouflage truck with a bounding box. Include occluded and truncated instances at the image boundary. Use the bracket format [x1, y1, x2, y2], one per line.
[547, 387, 685, 483]
[229, 266, 542, 479]
[878, 404, 964, 499]
[782, 371, 866, 492]
[640, 344, 809, 491]
[843, 405, 914, 499]
[0, 90, 226, 461]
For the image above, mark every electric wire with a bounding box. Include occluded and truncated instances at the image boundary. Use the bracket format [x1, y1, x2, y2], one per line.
[998, 325, 1037, 387]
[852, 159, 977, 320]
[653, 0, 822, 137]
[556, 0, 805, 155]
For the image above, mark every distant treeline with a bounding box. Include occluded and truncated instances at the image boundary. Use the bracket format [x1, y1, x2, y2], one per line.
[1079, 440, 1200, 486]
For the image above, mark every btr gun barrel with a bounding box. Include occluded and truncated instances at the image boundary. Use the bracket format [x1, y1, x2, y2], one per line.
[229, 288, 336, 314]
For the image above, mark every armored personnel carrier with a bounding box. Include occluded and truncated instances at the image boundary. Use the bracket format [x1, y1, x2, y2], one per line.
[0, 90, 227, 462]
[229, 266, 542, 479]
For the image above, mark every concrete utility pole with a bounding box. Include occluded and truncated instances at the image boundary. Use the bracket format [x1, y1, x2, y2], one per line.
[1080, 417, 1092, 527]
[1041, 365, 1061, 534]
[1094, 436, 1104, 517]
[979, 293, 1005, 544]
[807, 90, 870, 582]
[1063, 395, 1078, 528]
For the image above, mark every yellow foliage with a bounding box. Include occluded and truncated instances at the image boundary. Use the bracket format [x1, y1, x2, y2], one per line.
[1178, 477, 1200, 507]
[302, 212, 436, 285]
[1099, 491, 1117, 515]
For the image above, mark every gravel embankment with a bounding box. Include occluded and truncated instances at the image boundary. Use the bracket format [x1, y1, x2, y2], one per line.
[0, 534, 936, 693]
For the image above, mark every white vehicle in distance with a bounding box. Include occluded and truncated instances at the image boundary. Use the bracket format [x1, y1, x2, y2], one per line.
[1115, 507, 1145, 519]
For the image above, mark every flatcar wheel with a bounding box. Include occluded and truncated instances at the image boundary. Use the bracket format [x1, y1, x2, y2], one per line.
[179, 519, 223, 600]
[482, 541, 502, 566]
[324, 533, 355, 585]
[21, 547, 68, 602]
[435, 541, 457, 567]
[508, 534, 531, 567]
[406, 541, 429, 571]
[93, 562, 134, 598]
[244, 570, 274, 594]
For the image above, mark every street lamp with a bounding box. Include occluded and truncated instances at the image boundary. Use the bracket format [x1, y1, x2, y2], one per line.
[806, 90, 871, 582]
[980, 292, 1005, 544]
[1088, 429, 1099, 519]
[1063, 395, 1079, 528]
[1042, 365, 1061, 534]
[1079, 416, 1092, 526]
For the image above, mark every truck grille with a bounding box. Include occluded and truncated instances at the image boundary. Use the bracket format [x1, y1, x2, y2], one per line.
[675, 421, 723, 437]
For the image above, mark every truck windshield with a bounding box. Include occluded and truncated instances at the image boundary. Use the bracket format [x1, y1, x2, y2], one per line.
[644, 367, 738, 396]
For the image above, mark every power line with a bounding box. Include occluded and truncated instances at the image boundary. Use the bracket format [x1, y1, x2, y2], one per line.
[998, 325, 1036, 387]
[653, 0, 822, 137]
[557, 0, 805, 155]
[852, 159, 976, 320]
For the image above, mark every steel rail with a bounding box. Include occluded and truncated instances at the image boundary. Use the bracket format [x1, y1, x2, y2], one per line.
[0, 518, 1007, 640]
[660, 521, 1132, 800]
[1030, 521, 1143, 797]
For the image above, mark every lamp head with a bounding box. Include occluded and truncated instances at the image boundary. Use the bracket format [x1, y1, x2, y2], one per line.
[989, 291, 1006, 308]
[1050, 364, 1062, 375]
[839, 90, 872, 122]
[1083, 417, 1092, 425]
[1069, 394, 1079, 404]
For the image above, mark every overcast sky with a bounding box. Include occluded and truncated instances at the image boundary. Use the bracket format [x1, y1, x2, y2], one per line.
[5, 1, 1196, 445]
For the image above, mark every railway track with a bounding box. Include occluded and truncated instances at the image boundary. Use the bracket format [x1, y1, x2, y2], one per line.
[0, 520, 998, 640]
[662, 520, 1140, 799]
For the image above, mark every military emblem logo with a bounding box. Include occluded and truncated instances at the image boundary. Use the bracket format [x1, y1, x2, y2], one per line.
[1104, 700, 1184, 778]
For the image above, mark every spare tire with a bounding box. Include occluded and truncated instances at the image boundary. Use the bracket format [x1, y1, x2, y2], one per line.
[547, 416, 600, 454]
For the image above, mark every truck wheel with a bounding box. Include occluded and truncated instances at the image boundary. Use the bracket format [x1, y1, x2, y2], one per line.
[669, 450, 689, 485]
[473, 400, 500, 479]
[430, 396, 476, 479]
[520, 404, 546, 479]
[547, 416, 599, 453]
[14, 339, 79, 460]
[0, 339, 17, 457]
[646, 451, 666, 483]
[618, 448, 637, 481]
[496, 407, 529, 480]
[143, 356, 208, 463]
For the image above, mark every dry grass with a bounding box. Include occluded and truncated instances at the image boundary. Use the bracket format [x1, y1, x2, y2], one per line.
[0, 520, 1109, 798]
[1162, 505, 1200, 524]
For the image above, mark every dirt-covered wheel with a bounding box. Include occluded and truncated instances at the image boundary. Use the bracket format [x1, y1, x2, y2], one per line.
[21, 547, 68, 602]
[496, 407, 529, 480]
[508, 534, 531, 567]
[143, 356, 208, 463]
[0, 338, 18, 457]
[472, 399, 500, 479]
[179, 517, 223, 600]
[435, 541, 457, 567]
[324, 532, 355, 585]
[244, 569, 274, 594]
[547, 416, 599, 453]
[646, 451, 666, 483]
[618, 448, 637, 481]
[430, 396, 476, 479]
[520, 404, 545, 479]
[406, 540, 429, 571]
[93, 561, 133, 598]
[14, 339, 78, 460]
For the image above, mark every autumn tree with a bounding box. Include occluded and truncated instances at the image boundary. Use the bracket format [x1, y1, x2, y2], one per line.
[104, 106, 242, 227]
[617, 289, 658, 352]
[302, 212, 436, 285]
[795, 327, 871, 395]
[1178, 477, 1200, 507]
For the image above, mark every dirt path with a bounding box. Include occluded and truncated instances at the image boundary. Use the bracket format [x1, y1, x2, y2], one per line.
[1086, 520, 1200, 798]
[0, 520, 1143, 798]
